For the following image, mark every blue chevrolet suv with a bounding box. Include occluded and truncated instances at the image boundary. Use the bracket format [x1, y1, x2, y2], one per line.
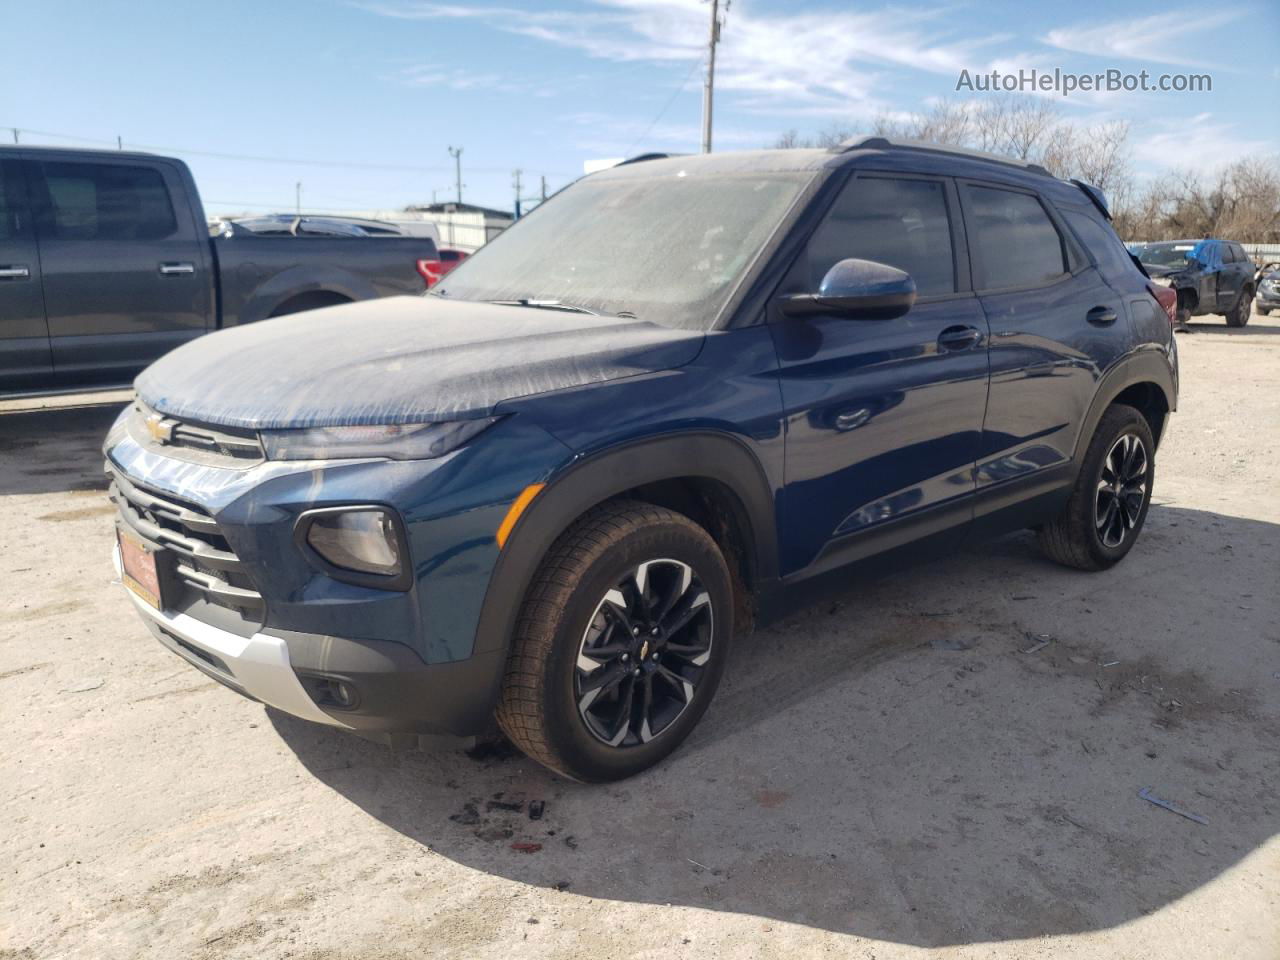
[106, 138, 1178, 781]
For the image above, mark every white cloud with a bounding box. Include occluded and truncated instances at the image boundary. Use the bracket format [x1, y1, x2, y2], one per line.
[1131, 115, 1278, 175]
[1042, 9, 1245, 68]
[356, 0, 1029, 117]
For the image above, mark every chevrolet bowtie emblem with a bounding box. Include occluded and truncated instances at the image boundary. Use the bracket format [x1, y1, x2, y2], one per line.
[145, 413, 177, 445]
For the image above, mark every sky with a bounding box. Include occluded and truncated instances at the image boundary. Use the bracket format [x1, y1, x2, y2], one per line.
[4, 0, 1277, 217]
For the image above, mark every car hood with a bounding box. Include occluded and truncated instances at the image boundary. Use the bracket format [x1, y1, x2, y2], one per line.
[135, 296, 704, 430]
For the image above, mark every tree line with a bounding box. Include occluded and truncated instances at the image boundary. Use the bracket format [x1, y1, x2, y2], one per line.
[774, 98, 1280, 244]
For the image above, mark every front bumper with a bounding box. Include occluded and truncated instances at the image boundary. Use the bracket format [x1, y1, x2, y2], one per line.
[114, 543, 348, 727]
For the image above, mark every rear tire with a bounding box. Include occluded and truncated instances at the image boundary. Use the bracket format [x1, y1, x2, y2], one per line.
[1037, 404, 1155, 571]
[1225, 288, 1253, 327]
[496, 500, 733, 782]
[1174, 301, 1192, 332]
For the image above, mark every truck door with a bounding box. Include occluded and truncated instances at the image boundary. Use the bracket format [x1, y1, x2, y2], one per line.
[26, 155, 211, 387]
[0, 157, 52, 393]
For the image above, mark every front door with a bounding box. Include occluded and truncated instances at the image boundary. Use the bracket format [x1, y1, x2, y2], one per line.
[27, 155, 211, 387]
[769, 173, 989, 577]
[0, 157, 52, 393]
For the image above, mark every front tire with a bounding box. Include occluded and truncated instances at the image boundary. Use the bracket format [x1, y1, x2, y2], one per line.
[1037, 404, 1155, 571]
[496, 500, 733, 782]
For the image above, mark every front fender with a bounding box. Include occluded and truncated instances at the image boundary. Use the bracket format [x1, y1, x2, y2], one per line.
[470, 430, 779, 667]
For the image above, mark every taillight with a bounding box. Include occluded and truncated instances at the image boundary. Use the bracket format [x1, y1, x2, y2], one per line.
[416, 259, 443, 288]
[1149, 284, 1177, 325]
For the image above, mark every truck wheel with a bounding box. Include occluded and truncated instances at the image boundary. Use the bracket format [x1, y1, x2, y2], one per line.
[1225, 288, 1252, 328]
[1037, 404, 1155, 572]
[496, 500, 733, 782]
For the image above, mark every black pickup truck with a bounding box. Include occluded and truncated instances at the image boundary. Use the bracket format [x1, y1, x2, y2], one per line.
[0, 146, 439, 395]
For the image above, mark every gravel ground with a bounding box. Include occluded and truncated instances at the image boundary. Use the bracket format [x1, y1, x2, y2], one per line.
[2, 307, 1278, 960]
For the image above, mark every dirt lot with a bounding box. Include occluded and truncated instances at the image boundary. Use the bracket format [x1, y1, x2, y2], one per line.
[2, 308, 1278, 960]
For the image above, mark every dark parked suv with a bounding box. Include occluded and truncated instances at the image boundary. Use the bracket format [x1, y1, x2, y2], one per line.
[105, 138, 1178, 781]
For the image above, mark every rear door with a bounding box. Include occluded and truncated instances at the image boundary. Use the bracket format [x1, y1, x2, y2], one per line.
[0, 157, 52, 392]
[960, 180, 1128, 513]
[27, 155, 212, 387]
[770, 172, 989, 576]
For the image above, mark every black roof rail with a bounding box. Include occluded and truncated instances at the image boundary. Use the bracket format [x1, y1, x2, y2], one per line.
[837, 135, 1054, 178]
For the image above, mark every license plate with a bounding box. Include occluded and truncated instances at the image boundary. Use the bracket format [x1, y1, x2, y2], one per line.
[118, 529, 164, 610]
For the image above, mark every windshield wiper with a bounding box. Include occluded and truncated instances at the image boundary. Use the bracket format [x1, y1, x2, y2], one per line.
[486, 298, 602, 316]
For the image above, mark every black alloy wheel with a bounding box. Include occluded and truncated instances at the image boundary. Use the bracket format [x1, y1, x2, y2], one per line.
[574, 558, 713, 747]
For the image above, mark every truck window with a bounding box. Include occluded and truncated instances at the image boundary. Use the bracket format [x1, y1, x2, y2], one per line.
[36, 161, 177, 241]
[801, 176, 955, 296]
[0, 161, 23, 239]
[962, 185, 1067, 290]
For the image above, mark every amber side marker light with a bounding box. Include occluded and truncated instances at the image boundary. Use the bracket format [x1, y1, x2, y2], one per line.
[496, 483, 545, 548]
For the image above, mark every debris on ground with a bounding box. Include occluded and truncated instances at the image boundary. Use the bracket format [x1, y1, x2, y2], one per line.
[449, 802, 480, 826]
[528, 800, 545, 820]
[64, 678, 104, 693]
[511, 842, 543, 854]
[930, 635, 979, 651]
[1139, 786, 1209, 825]
[487, 798, 524, 813]
[1020, 633, 1053, 655]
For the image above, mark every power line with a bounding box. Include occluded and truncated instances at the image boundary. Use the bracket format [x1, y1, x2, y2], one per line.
[623, 54, 705, 157]
[2, 125, 576, 178]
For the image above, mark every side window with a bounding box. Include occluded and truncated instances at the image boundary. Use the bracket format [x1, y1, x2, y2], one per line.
[36, 161, 177, 241]
[0, 160, 28, 240]
[1062, 209, 1136, 283]
[962, 184, 1067, 290]
[1222, 243, 1237, 263]
[801, 176, 955, 296]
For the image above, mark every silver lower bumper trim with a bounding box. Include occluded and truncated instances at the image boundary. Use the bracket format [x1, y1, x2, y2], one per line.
[114, 545, 349, 728]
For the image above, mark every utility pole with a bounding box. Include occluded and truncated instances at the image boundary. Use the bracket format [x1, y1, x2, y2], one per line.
[448, 146, 464, 204]
[10, 128, 17, 144]
[117, 135, 123, 150]
[540, 175, 547, 202]
[700, 0, 726, 154]
[295, 181, 302, 216]
[512, 168, 523, 219]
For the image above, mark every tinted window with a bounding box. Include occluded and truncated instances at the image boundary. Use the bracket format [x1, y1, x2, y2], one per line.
[440, 250, 462, 262]
[0, 161, 25, 240]
[38, 162, 177, 241]
[1063, 209, 1136, 283]
[1222, 243, 1237, 263]
[803, 177, 955, 296]
[963, 185, 1066, 289]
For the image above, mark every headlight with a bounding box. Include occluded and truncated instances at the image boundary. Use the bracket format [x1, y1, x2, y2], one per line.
[1149, 276, 1173, 287]
[260, 418, 499, 461]
[297, 507, 410, 589]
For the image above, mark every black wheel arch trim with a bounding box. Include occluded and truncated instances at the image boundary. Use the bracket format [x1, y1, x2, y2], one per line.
[471, 430, 778, 674]
[1073, 351, 1177, 463]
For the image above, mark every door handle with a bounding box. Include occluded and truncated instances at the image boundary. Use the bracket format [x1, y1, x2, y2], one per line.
[937, 325, 983, 351]
[0, 264, 30, 279]
[1087, 306, 1118, 326]
[158, 262, 195, 276]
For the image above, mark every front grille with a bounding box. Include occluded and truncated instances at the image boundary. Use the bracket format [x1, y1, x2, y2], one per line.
[125, 400, 264, 468]
[107, 464, 265, 617]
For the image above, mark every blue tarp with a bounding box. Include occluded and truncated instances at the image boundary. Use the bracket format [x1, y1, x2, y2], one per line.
[1189, 238, 1224, 273]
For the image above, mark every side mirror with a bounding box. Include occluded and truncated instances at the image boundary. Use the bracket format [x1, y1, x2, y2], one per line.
[778, 258, 917, 320]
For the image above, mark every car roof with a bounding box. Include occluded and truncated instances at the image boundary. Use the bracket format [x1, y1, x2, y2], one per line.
[598, 138, 1087, 205]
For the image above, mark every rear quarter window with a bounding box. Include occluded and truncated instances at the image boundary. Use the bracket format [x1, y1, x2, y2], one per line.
[1062, 208, 1140, 284]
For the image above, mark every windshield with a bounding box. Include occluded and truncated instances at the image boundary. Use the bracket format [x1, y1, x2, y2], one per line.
[434, 170, 813, 330]
[1141, 242, 1198, 267]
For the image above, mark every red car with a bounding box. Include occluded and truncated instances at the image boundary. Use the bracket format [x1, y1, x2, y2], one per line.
[416, 247, 469, 287]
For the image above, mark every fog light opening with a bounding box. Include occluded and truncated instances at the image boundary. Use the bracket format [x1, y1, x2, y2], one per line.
[303, 675, 361, 711]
